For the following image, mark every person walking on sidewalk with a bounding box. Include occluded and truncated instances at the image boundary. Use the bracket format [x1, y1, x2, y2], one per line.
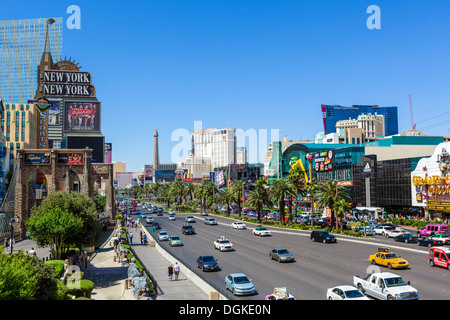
[174, 262, 180, 281]
[168, 264, 174, 281]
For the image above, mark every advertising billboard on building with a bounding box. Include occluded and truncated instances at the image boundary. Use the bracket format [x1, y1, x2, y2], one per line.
[57, 152, 84, 165]
[24, 152, 50, 165]
[67, 136, 104, 163]
[64, 101, 101, 132]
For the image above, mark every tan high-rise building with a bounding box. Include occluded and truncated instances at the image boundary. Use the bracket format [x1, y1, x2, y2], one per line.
[1, 102, 38, 170]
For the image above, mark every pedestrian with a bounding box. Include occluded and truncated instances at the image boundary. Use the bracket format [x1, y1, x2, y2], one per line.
[143, 234, 147, 245]
[174, 262, 180, 280]
[168, 264, 173, 281]
[28, 247, 36, 256]
[140, 233, 143, 245]
[129, 232, 133, 244]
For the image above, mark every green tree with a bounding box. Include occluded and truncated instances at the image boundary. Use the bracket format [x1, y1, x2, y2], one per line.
[270, 178, 296, 226]
[29, 191, 102, 253]
[288, 166, 307, 218]
[26, 206, 84, 260]
[218, 188, 235, 217]
[316, 180, 351, 228]
[0, 251, 38, 299]
[230, 180, 245, 218]
[333, 198, 351, 234]
[245, 186, 272, 223]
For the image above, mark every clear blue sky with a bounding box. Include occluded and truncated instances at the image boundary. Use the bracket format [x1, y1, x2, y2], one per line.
[2, 0, 450, 172]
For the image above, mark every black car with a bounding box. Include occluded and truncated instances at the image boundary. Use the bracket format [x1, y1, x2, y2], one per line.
[152, 222, 161, 230]
[394, 233, 417, 243]
[314, 220, 328, 228]
[182, 224, 195, 235]
[196, 255, 219, 272]
[310, 230, 336, 243]
[417, 236, 440, 247]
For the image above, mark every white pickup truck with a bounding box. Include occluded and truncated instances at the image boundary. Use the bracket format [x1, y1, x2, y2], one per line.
[353, 272, 419, 300]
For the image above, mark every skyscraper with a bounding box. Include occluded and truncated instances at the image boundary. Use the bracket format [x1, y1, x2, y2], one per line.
[0, 18, 63, 104]
[321, 104, 399, 137]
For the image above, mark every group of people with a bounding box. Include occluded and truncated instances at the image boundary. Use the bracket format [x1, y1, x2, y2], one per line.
[167, 262, 180, 281]
[127, 230, 148, 245]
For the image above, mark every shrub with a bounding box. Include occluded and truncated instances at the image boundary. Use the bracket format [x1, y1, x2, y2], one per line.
[45, 260, 66, 278]
[67, 279, 94, 299]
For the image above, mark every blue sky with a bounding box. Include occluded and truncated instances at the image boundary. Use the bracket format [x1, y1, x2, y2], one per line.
[2, 0, 450, 172]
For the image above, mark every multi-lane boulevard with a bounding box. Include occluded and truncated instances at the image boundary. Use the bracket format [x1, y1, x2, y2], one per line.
[132, 204, 450, 300]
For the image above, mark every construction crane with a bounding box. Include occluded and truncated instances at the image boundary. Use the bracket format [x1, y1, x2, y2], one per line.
[409, 94, 416, 130]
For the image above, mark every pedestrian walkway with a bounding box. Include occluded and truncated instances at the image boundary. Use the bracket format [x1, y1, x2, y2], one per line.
[129, 225, 222, 300]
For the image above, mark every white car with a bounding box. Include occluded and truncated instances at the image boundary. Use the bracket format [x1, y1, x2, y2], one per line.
[158, 231, 169, 241]
[146, 216, 154, 224]
[374, 225, 393, 236]
[185, 215, 195, 223]
[168, 209, 175, 214]
[253, 225, 271, 236]
[326, 285, 370, 300]
[214, 236, 234, 251]
[231, 221, 247, 229]
[385, 229, 406, 238]
[168, 215, 176, 221]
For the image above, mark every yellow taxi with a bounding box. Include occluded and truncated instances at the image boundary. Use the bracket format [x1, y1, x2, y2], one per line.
[368, 247, 409, 269]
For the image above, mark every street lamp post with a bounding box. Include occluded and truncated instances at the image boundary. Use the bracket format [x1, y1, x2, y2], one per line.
[9, 218, 14, 254]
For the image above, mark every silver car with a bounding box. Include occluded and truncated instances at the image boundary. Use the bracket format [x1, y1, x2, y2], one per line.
[269, 248, 295, 263]
[204, 218, 217, 225]
[158, 231, 169, 241]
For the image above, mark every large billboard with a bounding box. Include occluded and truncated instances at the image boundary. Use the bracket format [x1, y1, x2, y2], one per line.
[64, 101, 101, 132]
[67, 136, 104, 163]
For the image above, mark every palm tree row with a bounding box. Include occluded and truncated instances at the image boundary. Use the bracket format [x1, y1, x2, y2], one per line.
[119, 167, 352, 230]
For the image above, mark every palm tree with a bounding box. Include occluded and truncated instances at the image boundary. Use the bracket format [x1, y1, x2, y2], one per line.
[288, 165, 307, 220]
[333, 198, 351, 234]
[245, 186, 272, 223]
[230, 180, 245, 218]
[185, 182, 196, 202]
[203, 181, 218, 211]
[305, 178, 320, 228]
[170, 180, 185, 209]
[269, 178, 296, 226]
[316, 180, 351, 229]
[218, 188, 235, 217]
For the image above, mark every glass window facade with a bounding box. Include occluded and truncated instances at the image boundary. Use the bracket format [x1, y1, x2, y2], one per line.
[0, 18, 63, 104]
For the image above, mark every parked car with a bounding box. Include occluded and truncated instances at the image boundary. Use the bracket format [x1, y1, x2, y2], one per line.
[326, 285, 369, 300]
[158, 231, 169, 241]
[428, 246, 450, 270]
[356, 226, 375, 236]
[310, 230, 337, 243]
[204, 218, 217, 225]
[182, 224, 195, 235]
[269, 248, 295, 263]
[394, 233, 418, 243]
[225, 273, 256, 296]
[417, 224, 449, 237]
[196, 255, 219, 272]
[169, 235, 182, 247]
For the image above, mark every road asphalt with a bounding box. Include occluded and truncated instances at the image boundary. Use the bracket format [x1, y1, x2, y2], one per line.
[11, 222, 221, 300]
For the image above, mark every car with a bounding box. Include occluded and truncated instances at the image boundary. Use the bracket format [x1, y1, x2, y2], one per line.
[428, 246, 450, 270]
[356, 226, 375, 236]
[182, 224, 195, 235]
[152, 222, 161, 229]
[158, 207, 163, 213]
[231, 221, 247, 229]
[374, 225, 393, 236]
[196, 255, 219, 272]
[168, 209, 175, 214]
[253, 225, 272, 236]
[369, 247, 409, 269]
[269, 248, 295, 263]
[326, 285, 370, 300]
[314, 220, 328, 228]
[135, 209, 141, 214]
[214, 236, 234, 251]
[417, 236, 441, 247]
[384, 229, 407, 238]
[204, 218, 217, 225]
[310, 230, 336, 243]
[146, 216, 154, 224]
[152, 207, 157, 213]
[169, 235, 182, 247]
[158, 231, 169, 241]
[431, 233, 450, 245]
[417, 223, 449, 237]
[168, 215, 176, 221]
[185, 215, 195, 223]
[200, 211, 208, 216]
[225, 273, 256, 296]
[265, 287, 296, 300]
[394, 233, 418, 243]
